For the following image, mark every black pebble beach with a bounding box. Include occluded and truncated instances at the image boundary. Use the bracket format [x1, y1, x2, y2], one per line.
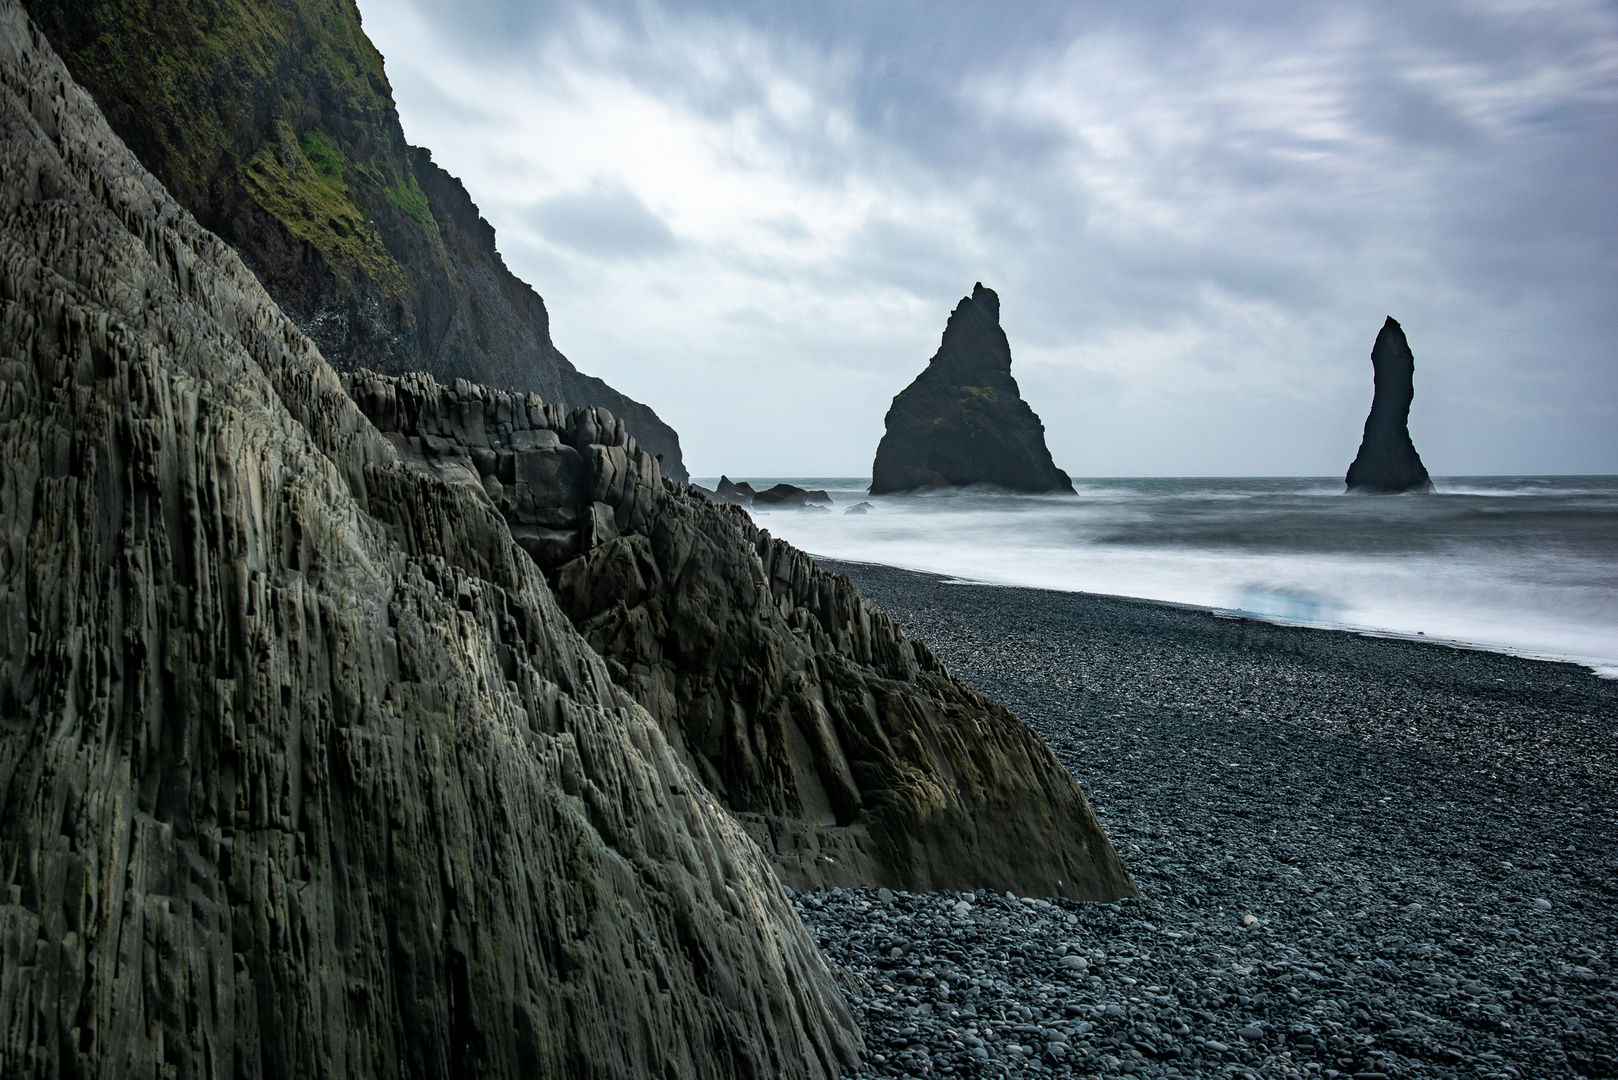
[799, 560, 1617, 1080]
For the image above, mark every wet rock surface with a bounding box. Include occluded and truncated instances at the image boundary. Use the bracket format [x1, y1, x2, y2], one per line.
[805, 561, 1617, 1079]
[871, 284, 1073, 495]
[0, 11, 852, 1074]
[342, 373, 1135, 902]
[1346, 318, 1432, 494]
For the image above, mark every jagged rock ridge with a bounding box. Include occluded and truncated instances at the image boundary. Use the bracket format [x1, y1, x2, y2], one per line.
[22, 0, 689, 480]
[0, 7, 850, 1074]
[344, 374, 1136, 902]
[871, 284, 1074, 495]
[1346, 316, 1434, 494]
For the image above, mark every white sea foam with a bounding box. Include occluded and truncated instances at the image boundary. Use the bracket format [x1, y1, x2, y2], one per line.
[704, 476, 1618, 678]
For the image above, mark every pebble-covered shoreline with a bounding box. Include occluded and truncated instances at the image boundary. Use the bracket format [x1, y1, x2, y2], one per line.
[799, 560, 1617, 1080]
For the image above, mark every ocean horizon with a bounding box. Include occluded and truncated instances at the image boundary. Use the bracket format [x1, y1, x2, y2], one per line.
[695, 475, 1618, 679]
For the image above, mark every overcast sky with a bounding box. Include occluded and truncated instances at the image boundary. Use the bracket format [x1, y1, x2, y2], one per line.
[353, 0, 1617, 478]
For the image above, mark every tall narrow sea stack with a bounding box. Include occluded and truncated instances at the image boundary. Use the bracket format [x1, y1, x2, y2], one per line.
[871, 284, 1074, 494]
[1346, 317, 1434, 493]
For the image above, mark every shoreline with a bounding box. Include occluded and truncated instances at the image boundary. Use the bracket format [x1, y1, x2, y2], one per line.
[827, 555, 1618, 681]
[801, 558, 1616, 1079]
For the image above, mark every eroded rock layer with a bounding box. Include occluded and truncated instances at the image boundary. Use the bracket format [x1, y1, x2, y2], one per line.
[1346, 317, 1433, 494]
[871, 284, 1074, 495]
[342, 373, 1135, 903]
[0, 7, 854, 1076]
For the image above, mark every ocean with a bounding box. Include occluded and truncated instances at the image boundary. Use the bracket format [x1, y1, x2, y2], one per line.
[697, 476, 1618, 679]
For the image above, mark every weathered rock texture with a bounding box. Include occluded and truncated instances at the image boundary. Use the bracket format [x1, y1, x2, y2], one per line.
[342, 378, 1134, 903]
[21, 0, 688, 481]
[871, 284, 1074, 495]
[0, 7, 854, 1076]
[1346, 317, 1433, 494]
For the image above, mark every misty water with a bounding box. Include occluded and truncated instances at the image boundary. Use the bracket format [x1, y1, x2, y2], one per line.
[702, 475, 1618, 678]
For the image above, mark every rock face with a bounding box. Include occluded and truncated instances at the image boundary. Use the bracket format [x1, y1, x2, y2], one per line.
[343, 377, 1134, 902]
[871, 284, 1074, 495]
[0, 8, 853, 1075]
[752, 483, 832, 508]
[22, 0, 688, 481]
[1346, 317, 1433, 494]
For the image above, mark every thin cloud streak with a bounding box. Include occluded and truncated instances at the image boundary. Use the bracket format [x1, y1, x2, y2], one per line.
[356, 0, 1617, 477]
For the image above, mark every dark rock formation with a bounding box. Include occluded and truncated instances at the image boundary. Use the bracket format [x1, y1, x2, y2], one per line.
[1346, 317, 1434, 494]
[714, 475, 755, 505]
[845, 502, 873, 515]
[346, 376, 1136, 903]
[871, 284, 1074, 495]
[753, 483, 831, 508]
[22, 0, 688, 480]
[0, 9, 849, 1074]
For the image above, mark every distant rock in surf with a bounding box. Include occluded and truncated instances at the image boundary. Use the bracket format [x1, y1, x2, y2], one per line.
[714, 475, 756, 505]
[871, 284, 1074, 495]
[845, 501, 874, 515]
[1346, 317, 1434, 494]
[754, 483, 832, 507]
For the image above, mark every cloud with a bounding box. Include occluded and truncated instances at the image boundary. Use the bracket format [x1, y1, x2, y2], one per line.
[356, 0, 1618, 476]
[527, 180, 678, 260]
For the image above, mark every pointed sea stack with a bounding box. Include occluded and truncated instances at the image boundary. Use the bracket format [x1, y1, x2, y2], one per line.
[1346, 317, 1434, 493]
[871, 284, 1074, 494]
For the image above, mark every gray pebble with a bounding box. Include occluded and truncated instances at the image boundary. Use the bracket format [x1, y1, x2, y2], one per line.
[798, 561, 1618, 1080]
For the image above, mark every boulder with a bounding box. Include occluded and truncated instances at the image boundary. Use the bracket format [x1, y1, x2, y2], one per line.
[0, 9, 854, 1074]
[845, 502, 874, 515]
[1346, 317, 1435, 494]
[871, 284, 1075, 494]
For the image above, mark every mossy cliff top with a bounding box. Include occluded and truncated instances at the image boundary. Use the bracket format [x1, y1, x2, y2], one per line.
[24, 0, 691, 478]
[24, 0, 427, 293]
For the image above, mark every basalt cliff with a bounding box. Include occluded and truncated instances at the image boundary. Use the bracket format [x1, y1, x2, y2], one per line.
[21, 0, 688, 481]
[0, 5, 1131, 1077]
[344, 374, 1132, 901]
[1346, 317, 1433, 494]
[871, 284, 1074, 495]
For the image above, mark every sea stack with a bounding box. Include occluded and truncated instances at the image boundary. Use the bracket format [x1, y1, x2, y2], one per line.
[871, 284, 1074, 494]
[1346, 317, 1434, 493]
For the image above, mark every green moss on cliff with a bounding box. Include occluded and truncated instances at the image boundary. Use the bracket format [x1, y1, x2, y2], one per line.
[242, 121, 407, 295]
[385, 172, 434, 225]
[27, 0, 449, 295]
[298, 129, 345, 180]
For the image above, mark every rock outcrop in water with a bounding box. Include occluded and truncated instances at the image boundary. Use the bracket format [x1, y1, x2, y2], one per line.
[0, 9, 848, 1073]
[0, 7, 1132, 1074]
[1346, 317, 1433, 494]
[22, 0, 688, 481]
[871, 284, 1074, 495]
